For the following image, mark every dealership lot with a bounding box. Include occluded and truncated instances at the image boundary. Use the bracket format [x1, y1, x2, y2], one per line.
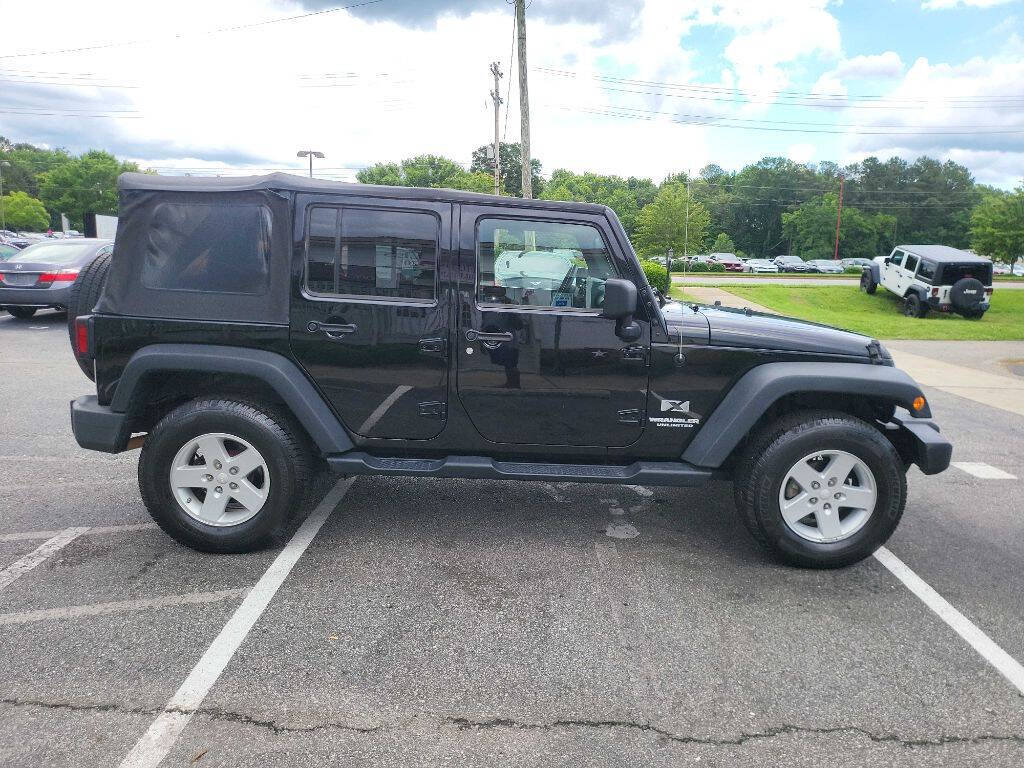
[1, 311, 1023, 767]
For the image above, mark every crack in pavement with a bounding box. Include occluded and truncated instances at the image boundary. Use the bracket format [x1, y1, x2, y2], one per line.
[3, 698, 1021, 748]
[0, 697, 379, 735]
[446, 717, 1024, 749]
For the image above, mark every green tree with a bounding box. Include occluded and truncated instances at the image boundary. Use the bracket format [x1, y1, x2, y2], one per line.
[0, 190, 50, 231]
[541, 170, 657, 236]
[357, 155, 492, 193]
[0, 136, 72, 198]
[633, 183, 710, 259]
[971, 189, 1024, 269]
[711, 232, 735, 253]
[469, 142, 544, 197]
[782, 193, 895, 261]
[37, 150, 138, 229]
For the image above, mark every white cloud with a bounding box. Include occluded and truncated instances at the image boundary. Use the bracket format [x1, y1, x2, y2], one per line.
[922, 0, 1017, 9]
[844, 46, 1024, 187]
[835, 51, 904, 79]
[787, 142, 816, 163]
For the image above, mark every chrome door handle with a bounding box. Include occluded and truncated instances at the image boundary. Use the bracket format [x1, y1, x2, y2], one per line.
[465, 329, 513, 344]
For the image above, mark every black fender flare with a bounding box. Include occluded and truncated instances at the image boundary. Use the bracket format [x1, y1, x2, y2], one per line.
[111, 344, 354, 454]
[681, 361, 929, 468]
[865, 263, 880, 284]
[904, 284, 927, 300]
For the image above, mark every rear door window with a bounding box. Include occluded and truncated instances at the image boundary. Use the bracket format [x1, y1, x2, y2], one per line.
[904, 254, 919, 274]
[141, 202, 271, 295]
[304, 206, 438, 301]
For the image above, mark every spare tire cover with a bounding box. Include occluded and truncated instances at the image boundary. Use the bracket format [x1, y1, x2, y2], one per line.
[949, 277, 985, 311]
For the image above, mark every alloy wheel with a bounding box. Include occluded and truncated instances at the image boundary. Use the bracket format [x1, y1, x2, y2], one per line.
[778, 450, 877, 543]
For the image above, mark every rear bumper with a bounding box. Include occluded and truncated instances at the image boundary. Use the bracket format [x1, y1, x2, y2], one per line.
[887, 413, 952, 475]
[70, 395, 131, 453]
[926, 296, 989, 313]
[0, 285, 73, 309]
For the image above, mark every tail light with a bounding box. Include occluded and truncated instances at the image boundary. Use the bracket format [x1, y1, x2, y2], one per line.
[74, 316, 93, 359]
[931, 287, 939, 297]
[985, 288, 993, 295]
[39, 270, 79, 283]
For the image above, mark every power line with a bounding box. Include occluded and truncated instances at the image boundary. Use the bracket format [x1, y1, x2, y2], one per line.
[561, 105, 1024, 135]
[538, 67, 1024, 107]
[0, 0, 387, 59]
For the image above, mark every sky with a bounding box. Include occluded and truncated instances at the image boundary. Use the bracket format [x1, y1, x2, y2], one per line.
[1, 0, 1022, 188]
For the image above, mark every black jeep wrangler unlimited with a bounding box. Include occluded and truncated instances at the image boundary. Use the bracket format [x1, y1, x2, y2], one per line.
[68, 173, 951, 568]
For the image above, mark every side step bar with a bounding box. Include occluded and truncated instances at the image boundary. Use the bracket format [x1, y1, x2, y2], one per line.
[326, 452, 714, 487]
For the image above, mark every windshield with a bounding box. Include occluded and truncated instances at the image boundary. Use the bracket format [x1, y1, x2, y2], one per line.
[8, 242, 99, 265]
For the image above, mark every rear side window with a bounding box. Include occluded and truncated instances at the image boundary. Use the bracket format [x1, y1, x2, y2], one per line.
[304, 206, 438, 301]
[904, 254, 918, 273]
[917, 260, 936, 282]
[141, 202, 271, 294]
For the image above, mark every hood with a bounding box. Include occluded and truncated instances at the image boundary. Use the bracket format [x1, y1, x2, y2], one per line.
[697, 305, 876, 358]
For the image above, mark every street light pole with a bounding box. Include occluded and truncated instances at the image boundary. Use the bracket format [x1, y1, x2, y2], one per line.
[296, 150, 325, 179]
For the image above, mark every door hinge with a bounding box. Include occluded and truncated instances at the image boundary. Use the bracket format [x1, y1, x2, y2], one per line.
[617, 408, 642, 424]
[418, 401, 447, 419]
[418, 337, 447, 356]
[621, 346, 649, 366]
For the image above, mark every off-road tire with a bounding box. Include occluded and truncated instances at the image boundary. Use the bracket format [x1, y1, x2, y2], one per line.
[732, 410, 906, 568]
[960, 308, 986, 320]
[903, 293, 927, 318]
[139, 398, 313, 553]
[860, 271, 877, 294]
[7, 307, 37, 319]
[66, 251, 112, 380]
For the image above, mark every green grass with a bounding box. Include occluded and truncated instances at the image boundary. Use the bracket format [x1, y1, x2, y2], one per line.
[706, 285, 1024, 340]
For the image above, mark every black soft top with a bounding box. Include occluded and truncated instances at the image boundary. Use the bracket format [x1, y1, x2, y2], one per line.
[117, 172, 609, 214]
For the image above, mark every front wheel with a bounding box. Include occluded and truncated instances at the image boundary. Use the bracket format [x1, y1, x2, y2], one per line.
[733, 410, 906, 568]
[860, 272, 877, 294]
[139, 398, 313, 553]
[6, 307, 37, 319]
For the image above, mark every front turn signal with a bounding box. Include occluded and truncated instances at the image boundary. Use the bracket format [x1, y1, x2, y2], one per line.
[912, 396, 926, 413]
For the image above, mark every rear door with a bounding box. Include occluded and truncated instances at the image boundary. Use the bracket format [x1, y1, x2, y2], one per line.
[456, 205, 649, 448]
[289, 195, 451, 441]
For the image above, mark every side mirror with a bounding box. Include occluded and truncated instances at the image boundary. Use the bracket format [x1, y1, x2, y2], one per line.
[600, 278, 637, 320]
[602, 278, 642, 342]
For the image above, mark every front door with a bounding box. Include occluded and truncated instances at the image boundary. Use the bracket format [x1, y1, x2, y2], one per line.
[456, 206, 649, 448]
[290, 195, 451, 441]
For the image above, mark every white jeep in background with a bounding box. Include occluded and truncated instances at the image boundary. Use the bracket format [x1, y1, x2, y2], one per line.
[860, 244, 993, 319]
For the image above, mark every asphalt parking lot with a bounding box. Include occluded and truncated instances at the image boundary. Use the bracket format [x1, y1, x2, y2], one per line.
[1, 311, 1022, 767]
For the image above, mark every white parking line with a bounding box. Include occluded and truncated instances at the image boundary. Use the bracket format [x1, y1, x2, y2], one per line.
[874, 546, 1024, 696]
[951, 462, 1017, 480]
[118, 477, 354, 768]
[357, 385, 413, 435]
[0, 523, 158, 543]
[0, 589, 247, 626]
[0, 527, 89, 591]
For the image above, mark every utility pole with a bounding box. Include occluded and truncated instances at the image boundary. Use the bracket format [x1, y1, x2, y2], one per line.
[833, 175, 844, 261]
[490, 61, 503, 196]
[683, 174, 691, 264]
[296, 149, 325, 178]
[0, 161, 8, 231]
[515, 0, 532, 199]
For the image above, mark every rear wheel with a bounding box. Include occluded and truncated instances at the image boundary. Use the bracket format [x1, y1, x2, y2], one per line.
[733, 410, 906, 568]
[66, 251, 112, 380]
[903, 293, 927, 318]
[860, 271, 877, 294]
[6, 307, 37, 319]
[139, 398, 313, 553]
